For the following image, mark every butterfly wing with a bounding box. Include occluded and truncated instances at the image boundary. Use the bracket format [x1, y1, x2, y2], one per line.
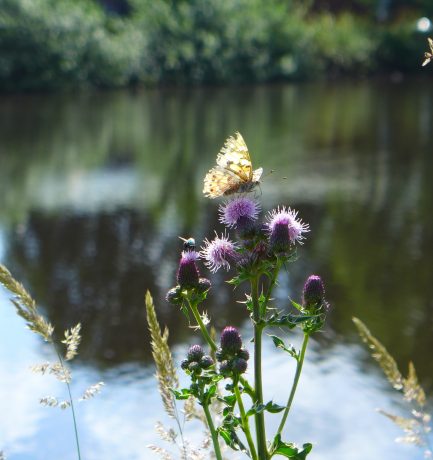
[203, 166, 243, 198]
[252, 167, 263, 182]
[216, 132, 252, 181]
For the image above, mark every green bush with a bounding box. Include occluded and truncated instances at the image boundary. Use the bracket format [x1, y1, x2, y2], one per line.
[0, 0, 144, 90]
[0, 0, 430, 91]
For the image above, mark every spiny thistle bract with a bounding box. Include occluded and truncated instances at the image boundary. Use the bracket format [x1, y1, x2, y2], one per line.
[157, 132, 329, 460]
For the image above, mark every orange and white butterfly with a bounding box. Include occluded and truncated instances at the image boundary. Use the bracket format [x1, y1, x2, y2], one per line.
[203, 132, 263, 199]
[422, 37, 433, 67]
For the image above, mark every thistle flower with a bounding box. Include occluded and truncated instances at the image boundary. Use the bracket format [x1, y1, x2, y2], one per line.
[177, 250, 200, 288]
[266, 206, 309, 253]
[302, 275, 326, 309]
[219, 197, 260, 228]
[200, 232, 238, 273]
[220, 326, 242, 354]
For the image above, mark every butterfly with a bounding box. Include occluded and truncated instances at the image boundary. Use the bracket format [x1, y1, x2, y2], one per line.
[422, 37, 433, 67]
[203, 132, 263, 199]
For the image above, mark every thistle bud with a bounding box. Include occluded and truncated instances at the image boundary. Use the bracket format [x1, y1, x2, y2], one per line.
[166, 286, 182, 305]
[187, 344, 204, 362]
[232, 357, 248, 374]
[180, 359, 189, 370]
[188, 361, 202, 374]
[220, 326, 242, 354]
[177, 251, 200, 288]
[302, 275, 326, 309]
[219, 360, 231, 375]
[197, 277, 211, 293]
[200, 355, 214, 369]
[238, 348, 250, 361]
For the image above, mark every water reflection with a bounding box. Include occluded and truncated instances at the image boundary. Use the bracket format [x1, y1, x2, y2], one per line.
[1, 80, 433, 458]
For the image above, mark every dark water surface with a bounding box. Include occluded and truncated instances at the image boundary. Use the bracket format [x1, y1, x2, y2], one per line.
[1, 80, 433, 459]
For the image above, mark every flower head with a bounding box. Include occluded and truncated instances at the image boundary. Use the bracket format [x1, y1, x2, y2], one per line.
[166, 286, 182, 305]
[232, 357, 248, 374]
[219, 197, 261, 228]
[176, 250, 200, 288]
[200, 232, 238, 273]
[266, 206, 309, 253]
[302, 274, 326, 309]
[187, 344, 205, 362]
[220, 326, 242, 354]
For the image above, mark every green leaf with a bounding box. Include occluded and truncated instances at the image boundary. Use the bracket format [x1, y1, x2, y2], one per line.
[246, 400, 285, 417]
[290, 300, 303, 312]
[270, 435, 312, 459]
[264, 401, 286, 413]
[171, 388, 193, 400]
[269, 335, 297, 358]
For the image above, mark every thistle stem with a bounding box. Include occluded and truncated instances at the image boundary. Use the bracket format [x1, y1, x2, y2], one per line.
[202, 402, 223, 460]
[275, 333, 309, 437]
[261, 260, 282, 316]
[188, 299, 216, 352]
[234, 383, 258, 460]
[251, 276, 268, 459]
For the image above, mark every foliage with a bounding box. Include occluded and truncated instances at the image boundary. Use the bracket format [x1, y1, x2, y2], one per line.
[0, 0, 144, 90]
[0, 0, 432, 91]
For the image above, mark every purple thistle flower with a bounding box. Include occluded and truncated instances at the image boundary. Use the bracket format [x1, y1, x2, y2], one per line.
[220, 326, 243, 354]
[266, 206, 309, 253]
[200, 232, 238, 273]
[302, 275, 326, 309]
[176, 250, 200, 288]
[219, 197, 261, 228]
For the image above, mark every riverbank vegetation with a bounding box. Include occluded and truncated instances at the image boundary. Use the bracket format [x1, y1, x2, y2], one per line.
[0, 0, 432, 91]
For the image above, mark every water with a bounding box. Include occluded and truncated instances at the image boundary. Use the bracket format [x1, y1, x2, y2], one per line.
[1, 79, 433, 459]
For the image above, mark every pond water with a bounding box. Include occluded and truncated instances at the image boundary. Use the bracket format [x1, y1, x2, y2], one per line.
[1, 79, 433, 460]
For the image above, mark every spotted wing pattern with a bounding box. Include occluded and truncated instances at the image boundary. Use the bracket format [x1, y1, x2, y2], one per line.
[203, 132, 261, 198]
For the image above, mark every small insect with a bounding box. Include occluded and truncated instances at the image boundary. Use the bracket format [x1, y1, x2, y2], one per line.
[203, 132, 263, 199]
[422, 37, 433, 67]
[179, 236, 196, 251]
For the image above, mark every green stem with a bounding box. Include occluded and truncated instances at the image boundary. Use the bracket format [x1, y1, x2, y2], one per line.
[275, 333, 310, 437]
[54, 346, 81, 460]
[251, 276, 268, 460]
[187, 298, 255, 400]
[234, 383, 258, 460]
[188, 299, 216, 352]
[202, 402, 223, 460]
[261, 260, 282, 317]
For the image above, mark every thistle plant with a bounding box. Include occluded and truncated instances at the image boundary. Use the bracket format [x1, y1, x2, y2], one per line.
[155, 132, 330, 459]
[0, 264, 104, 460]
